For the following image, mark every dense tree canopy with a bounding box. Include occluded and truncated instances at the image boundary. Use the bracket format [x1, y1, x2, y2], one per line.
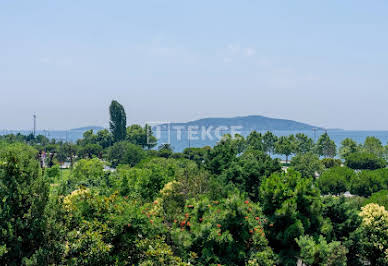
[316, 132, 337, 158]
[274, 135, 296, 163]
[2, 102, 388, 265]
[109, 100, 127, 143]
[0, 144, 49, 265]
[260, 170, 323, 265]
[345, 151, 387, 170]
[317, 166, 355, 195]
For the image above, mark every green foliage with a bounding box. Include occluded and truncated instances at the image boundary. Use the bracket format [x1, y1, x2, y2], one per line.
[4, 122, 388, 265]
[45, 164, 61, 179]
[171, 194, 275, 265]
[290, 152, 323, 178]
[363, 136, 384, 157]
[113, 158, 181, 202]
[315, 133, 337, 158]
[77, 143, 102, 159]
[355, 204, 388, 265]
[95, 129, 113, 149]
[127, 124, 157, 149]
[294, 133, 314, 154]
[222, 149, 281, 201]
[182, 147, 209, 166]
[0, 144, 49, 265]
[77, 129, 113, 149]
[296, 235, 347, 266]
[136, 237, 188, 265]
[260, 169, 323, 265]
[205, 134, 245, 175]
[57, 142, 78, 165]
[321, 196, 362, 243]
[350, 170, 387, 197]
[317, 167, 355, 195]
[339, 138, 359, 159]
[274, 135, 296, 163]
[321, 158, 342, 169]
[262, 131, 278, 154]
[109, 100, 127, 143]
[345, 151, 386, 170]
[246, 131, 264, 151]
[157, 143, 174, 158]
[107, 141, 146, 167]
[61, 188, 164, 265]
[364, 190, 388, 209]
[61, 158, 105, 193]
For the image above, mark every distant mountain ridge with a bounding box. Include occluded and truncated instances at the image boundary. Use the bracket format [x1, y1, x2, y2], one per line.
[158, 115, 323, 131]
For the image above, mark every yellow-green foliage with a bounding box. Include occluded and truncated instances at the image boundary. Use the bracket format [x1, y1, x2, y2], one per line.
[357, 203, 388, 265]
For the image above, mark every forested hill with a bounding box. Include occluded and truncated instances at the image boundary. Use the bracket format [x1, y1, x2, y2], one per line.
[159, 115, 323, 131]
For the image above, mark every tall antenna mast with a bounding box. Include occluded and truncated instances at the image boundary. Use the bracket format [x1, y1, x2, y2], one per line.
[33, 114, 37, 136]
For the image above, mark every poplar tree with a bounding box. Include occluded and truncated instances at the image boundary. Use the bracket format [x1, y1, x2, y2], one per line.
[109, 100, 127, 143]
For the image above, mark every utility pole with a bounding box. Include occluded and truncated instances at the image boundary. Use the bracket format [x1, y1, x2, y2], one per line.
[33, 114, 37, 136]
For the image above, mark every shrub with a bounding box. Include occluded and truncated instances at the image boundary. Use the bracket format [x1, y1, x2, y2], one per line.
[364, 190, 388, 209]
[107, 141, 146, 167]
[350, 170, 386, 197]
[317, 167, 355, 195]
[321, 158, 342, 168]
[61, 188, 165, 265]
[355, 204, 388, 265]
[345, 152, 386, 170]
[0, 144, 49, 264]
[60, 158, 105, 194]
[45, 164, 61, 179]
[296, 235, 347, 266]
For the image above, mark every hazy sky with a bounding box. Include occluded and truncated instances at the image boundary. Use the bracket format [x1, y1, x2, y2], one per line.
[1, 1, 388, 130]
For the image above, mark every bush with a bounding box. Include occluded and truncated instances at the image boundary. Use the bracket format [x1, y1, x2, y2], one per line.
[364, 190, 388, 209]
[61, 188, 165, 265]
[61, 158, 105, 193]
[45, 164, 61, 179]
[350, 170, 386, 197]
[345, 152, 386, 170]
[296, 235, 347, 266]
[317, 167, 355, 195]
[0, 144, 49, 264]
[321, 158, 342, 168]
[374, 168, 388, 187]
[107, 141, 146, 167]
[355, 204, 388, 265]
[112, 158, 182, 202]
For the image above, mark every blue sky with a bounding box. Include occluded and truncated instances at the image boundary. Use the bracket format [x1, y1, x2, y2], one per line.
[1, 0, 388, 130]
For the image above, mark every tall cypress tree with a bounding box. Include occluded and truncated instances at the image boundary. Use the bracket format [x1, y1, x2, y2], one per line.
[109, 100, 127, 143]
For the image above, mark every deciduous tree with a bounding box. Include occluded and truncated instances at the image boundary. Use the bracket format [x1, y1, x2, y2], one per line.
[109, 100, 127, 143]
